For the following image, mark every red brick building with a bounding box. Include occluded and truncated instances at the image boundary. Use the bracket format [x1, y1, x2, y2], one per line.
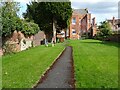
[57, 8, 97, 41]
[107, 17, 120, 32]
[91, 17, 97, 37]
[69, 9, 96, 39]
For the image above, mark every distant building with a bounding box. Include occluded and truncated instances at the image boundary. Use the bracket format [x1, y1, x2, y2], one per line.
[57, 8, 97, 40]
[107, 17, 120, 32]
[69, 8, 92, 39]
[91, 17, 97, 37]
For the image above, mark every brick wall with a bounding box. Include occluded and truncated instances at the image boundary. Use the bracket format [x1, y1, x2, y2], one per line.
[69, 14, 91, 39]
[92, 18, 97, 37]
[69, 14, 81, 39]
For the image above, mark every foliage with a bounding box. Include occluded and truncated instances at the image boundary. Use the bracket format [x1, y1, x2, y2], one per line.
[69, 39, 119, 88]
[23, 2, 72, 34]
[1, 2, 40, 54]
[1, 2, 40, 37]
[1, 2, 21, 37]
[21, 21, 40, 35]
[97, 21, 112, 39]
[2, 43, 64, 88]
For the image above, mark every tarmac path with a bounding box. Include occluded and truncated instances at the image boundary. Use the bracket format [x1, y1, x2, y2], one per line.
[35, 46, 75, 88]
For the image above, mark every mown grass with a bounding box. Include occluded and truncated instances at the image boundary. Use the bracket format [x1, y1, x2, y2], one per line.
[0, 56, 2, 89]
[2, 43, 64, 88]
[69, 39, 119, 88]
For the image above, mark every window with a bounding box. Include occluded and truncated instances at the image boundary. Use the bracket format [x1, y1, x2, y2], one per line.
[88, 19, 91, 23]
[79, 19, 81, 25]
[72, 29, 76, 35]
[72, 17, 76, 24]
[118, 24, 120, 28]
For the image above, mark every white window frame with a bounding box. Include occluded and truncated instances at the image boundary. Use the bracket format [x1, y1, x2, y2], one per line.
[79, 19, 81, 25]
[72, 17, 76, 25]
[72, 29, 76, 35]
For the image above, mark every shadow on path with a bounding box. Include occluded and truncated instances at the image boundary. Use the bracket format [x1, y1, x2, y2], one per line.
[34, 46, 75, 88]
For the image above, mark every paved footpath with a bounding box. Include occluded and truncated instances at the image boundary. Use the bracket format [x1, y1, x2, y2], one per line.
[36, 46, 75, 88]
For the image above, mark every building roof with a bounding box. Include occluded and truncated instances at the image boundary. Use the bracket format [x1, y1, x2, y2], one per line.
[73, 9, 88, 15]
[107, 19, 120, 25]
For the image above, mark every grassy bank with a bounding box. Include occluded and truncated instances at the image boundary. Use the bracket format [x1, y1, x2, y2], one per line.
[70, 39, 119, 88]
[2, 43, 64, 88]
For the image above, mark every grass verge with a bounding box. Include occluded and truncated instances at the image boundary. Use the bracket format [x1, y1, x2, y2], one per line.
[2, 43, 64, 88]
[69, 39, 119, 88]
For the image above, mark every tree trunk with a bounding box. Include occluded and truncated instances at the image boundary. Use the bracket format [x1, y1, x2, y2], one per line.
[65, 28, 67, 39]
[52, 19, 56, 43]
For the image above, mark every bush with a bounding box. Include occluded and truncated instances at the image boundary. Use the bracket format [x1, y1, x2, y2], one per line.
[21, 21, 40, 36]
[96, 21, 112, 40]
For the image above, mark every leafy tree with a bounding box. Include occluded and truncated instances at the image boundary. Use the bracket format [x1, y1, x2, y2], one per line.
[1, 2, 21, 37]
[23, 1, 72, 42]
[1, 2, 40, 37]
[97, 21, 112, 39]
[21, 21, 40, 36]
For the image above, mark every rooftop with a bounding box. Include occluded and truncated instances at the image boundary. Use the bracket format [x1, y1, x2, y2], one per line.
[73, 8, 88, 15]
[107, 19, 120, 25]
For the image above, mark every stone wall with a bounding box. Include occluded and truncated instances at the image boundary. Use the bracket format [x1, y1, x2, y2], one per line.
[2, 30, 45, 55]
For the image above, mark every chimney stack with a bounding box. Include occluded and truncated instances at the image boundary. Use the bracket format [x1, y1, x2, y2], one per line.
[112, 16, 115, 25]
[92, 17, 96, 26]
[85, 8, 88, 13]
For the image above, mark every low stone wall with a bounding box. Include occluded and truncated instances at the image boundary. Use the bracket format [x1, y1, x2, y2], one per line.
[2, 30, 46, 55]
[4, 41, 20, 54]
[20, 38, 32, 51]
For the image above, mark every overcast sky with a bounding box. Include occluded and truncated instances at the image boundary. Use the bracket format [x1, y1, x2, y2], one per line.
[17, 0, 119, 25]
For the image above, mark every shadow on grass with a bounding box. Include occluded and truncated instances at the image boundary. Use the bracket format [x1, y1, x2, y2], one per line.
[80, 40, 120, 48]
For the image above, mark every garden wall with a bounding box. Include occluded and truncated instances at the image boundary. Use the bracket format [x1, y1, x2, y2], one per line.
[108, 34, 120, 42]
[2, 30, 45, 55]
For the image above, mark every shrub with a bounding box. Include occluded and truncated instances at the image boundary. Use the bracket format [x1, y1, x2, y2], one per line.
[96, 21, 112, 40]
[21, 21, 40, 36]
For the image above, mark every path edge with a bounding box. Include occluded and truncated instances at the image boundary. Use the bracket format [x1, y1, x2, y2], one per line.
[32, 47, 66, 88]
[68, 46, 76, 89]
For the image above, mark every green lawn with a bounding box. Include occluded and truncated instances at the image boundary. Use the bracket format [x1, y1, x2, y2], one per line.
[2, 43, 64, 88]
[69, 39, 119, 88]
[0, 56, 2, 90]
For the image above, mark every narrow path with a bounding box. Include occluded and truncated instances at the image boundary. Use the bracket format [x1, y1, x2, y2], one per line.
[35, 46, 75, 88]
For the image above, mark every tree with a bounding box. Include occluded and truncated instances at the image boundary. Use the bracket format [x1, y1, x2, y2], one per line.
[1, 2, 21, 37]
[97, 21, 112, 40]
[1, 1, 40, 54]
[23, 1, 72, 42]
[21, 20, 40, 36]
[1, 2, 40, 38]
